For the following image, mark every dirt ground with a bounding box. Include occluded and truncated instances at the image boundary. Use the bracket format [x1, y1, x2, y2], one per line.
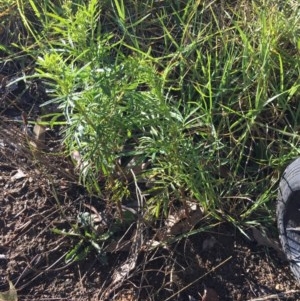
[1, 69, 300, 301]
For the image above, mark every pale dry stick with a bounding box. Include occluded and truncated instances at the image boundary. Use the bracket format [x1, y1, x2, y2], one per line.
[17, 251, 74, 290]
[10, 237, 67, 289]
[134, 241, 166, 301]
[3, 207, 63, 248]
[18, 295, 70, 301]
[164, 256, 232, 301]
[247, 289, 300, 301]
[99, 170, 146, 299]
[286, 227, 300, 231]
[14, 254, 43, 287]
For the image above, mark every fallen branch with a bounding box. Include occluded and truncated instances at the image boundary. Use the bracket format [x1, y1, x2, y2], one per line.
[247, 289, 300, 301]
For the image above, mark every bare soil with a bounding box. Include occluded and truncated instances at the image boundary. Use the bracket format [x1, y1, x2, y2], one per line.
[0, 67, 300, 301]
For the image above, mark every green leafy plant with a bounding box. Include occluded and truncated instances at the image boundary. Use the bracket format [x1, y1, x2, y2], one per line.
[53, 212, 112, 264]
[16, 0, 300, 232]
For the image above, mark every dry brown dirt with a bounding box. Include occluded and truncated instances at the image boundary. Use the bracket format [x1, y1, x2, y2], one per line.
[0, 72, 300, 301]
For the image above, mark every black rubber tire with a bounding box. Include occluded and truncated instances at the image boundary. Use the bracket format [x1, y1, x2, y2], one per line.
[277, 157, 300, 280]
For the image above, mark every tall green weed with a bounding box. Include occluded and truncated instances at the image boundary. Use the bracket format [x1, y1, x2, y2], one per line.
[16, 0, 300, 226]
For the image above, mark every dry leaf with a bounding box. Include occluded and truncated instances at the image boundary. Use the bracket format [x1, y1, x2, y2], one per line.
[28, 117, 46, 149]
[157, 201, 203, 240]
[11, 169, 27, 181]
[0, 280, 18, 301]
[71, 150, 82, 167]
[202, 287, 219, 301]
[71, 150, 89, 171]
[33, 118, 45, 141]
[251, 227, 284, 258]
[116, 156, 150, 182]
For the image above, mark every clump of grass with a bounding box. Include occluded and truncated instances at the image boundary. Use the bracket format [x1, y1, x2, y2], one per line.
[16, 0, 300, 231]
